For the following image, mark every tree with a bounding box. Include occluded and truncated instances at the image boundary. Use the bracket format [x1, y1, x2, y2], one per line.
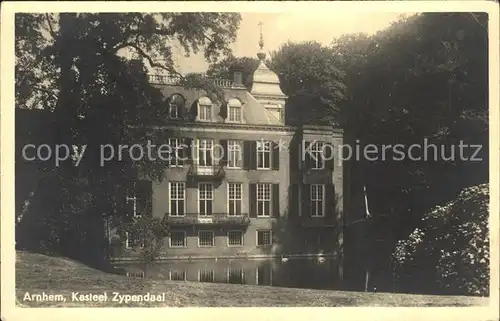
[207, 55, 260, 89]
[392, 184, 489, 296]
[15, 13, 241, 266]
[269, 41, 346, 126]
[334, 13, 489, 291]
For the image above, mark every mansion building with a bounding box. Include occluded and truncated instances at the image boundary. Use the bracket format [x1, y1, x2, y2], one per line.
[109, 42, 345, 282]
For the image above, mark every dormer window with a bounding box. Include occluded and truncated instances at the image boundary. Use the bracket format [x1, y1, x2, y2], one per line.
[264, 104, 283, 123]
[228, 98, 242, 123]
[198, 97, 212, 121]
[168, 94, 185, 119]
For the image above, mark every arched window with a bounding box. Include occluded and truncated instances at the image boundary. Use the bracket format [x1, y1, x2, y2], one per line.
[168, 94, 185, 119]
[227, 98, 242, 123]
[198, 96, 212, 121]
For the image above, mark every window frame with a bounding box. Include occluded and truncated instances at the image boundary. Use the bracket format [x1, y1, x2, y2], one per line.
[227, 140, 242, 168]
[197, 139, 214, 167]
[168, 94, 184, 119]
[227, 183, 243, 216]
[198, 103, 212, 121]
[310, 184, 325, 217]
[167, 138, 185, 167]
[256, 184, 272, 217]
[310, 142, 325, 170]
[169, 230, 187, 248]
[198, 230, 215, 247]
[256, 230, 272, 247]
[168, 182, 186, 217]
[227, 230, 244, 247]
[198, 183, 214, 216]
[256, 140, 272, 170]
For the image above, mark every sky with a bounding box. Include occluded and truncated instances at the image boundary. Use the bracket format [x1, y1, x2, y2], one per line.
[172, 12, 404, 74]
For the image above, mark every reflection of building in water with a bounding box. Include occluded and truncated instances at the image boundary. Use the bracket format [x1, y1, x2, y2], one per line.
[107, 25, 345, 286]
[118, 257, 337, 289]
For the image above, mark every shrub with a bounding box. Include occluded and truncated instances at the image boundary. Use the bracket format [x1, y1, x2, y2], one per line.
[393, 184, 489, 296]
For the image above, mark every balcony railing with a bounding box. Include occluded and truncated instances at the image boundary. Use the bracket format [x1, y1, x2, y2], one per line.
[148, 73, 234, 88]
[187, 163, 226, 180]
[164, 213, 251, 226]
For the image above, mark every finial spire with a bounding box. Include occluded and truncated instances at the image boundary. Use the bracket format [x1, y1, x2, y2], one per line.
[257, 21, 266, 61]
[258, 21, 264, 50]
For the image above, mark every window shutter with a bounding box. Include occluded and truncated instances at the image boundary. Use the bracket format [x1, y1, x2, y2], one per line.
[303, 141, 311, 170]
[249, 183, 257, 218]
[115, 185, 126, 215]
[289, 184, 299, 218]
[185, 138, 194, 163]
[243, 141, 256, 170]
[271, 141, 280, 170]
[302, 184, 311, 217]
[220, 139, 228, 165]
[272, 184, 280, 217]
[325, 184, 335, 219]
[137, 180, 153, 216]
[325, 143, 335, 170]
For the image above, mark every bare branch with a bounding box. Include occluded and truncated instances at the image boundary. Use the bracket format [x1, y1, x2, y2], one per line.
[45, 13, 57, 38]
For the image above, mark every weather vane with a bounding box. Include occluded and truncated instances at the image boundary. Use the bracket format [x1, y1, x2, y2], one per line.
[258, 21, 264, 50]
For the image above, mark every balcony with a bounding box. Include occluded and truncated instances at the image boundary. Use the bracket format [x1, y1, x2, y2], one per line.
[148, 74, 234, 88]
[187, 163, 226, 181]
[164, 213, 251, 226]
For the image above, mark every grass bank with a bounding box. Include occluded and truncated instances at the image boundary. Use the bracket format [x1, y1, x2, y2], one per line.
[16, 251, 488, 307]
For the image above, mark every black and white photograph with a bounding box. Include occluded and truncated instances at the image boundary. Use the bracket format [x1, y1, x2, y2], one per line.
[1, 1, 499, 317]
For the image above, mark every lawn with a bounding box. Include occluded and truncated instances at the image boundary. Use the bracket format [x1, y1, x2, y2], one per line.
[15, 251, 489, 307]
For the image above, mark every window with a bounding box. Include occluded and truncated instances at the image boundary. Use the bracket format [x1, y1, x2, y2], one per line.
[125, 181, 152, 218]
[228, 230, 243, 246]
[227, 267, 245, 284]
[168, 94, 184, 119]
[169, 182, 185, 216]
[257, 184, 271, 217]
[311, 184, 325, 217]
[198, 269, 215, 283]
[228, 183, 242, 216]
[228, 99, 242, 122]
[227, 140, 242, 168]
[125, 184, 139, 218]
[197, 139, 213, 166]
[167, 138, 185, 166]
[125, 232, 144, 249]
[257, 230, 272, 246]
[198, 230, 214, 247]
[126, 271, 145, 278]
[310, 142, 325, 170]
[198, 97, 212, 121]
[169, 270, 186, 281]
[169, 230, 186, 248]
[257, 140, 271, 169]
[198, 183, 213, 216]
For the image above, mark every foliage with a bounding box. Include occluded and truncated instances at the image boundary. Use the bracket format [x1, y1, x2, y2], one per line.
[121, 216, 170, 262]
[269, 41, 346, 125]
[392, 184, 489, 296]
[207, 55, 260, 89]
[335, 13, 489, 237]
[15, 13, 241, 266]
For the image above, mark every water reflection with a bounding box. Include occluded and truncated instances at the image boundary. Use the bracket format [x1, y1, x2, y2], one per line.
[118, 256, 339, 290]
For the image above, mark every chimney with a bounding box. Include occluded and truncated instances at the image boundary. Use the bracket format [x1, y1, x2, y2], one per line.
[234, 71, 243, 86]
[230, 66, 244, 87]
